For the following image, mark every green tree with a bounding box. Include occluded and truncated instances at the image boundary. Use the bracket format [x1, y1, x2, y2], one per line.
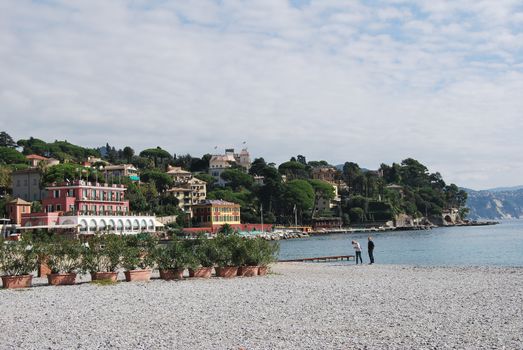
[342, 162, 361, 191]
[0, 147, 26, 164]
[283, 180, 315, 213]
[249, 157, 268, 176]
[220, 168, 253, 191]
[140, 170, 173, 192]
[131, 156, 154, 170]
[0, 166, 11, 189]
[0, 132, 17, 148]
[278, 161, 309, 180]
[42, 164, 90, 185]
[399, 158, 430, 188]
[309, 179, 335, 200]
[139, 147, 172, 168]
[123, 146, 134, 163]
[348, 207, 365, 223]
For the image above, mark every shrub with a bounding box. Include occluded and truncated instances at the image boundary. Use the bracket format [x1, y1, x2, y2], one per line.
[0, 238, 38, 276]
[44, 237, 83, 274]
[153, 239, 196, 270]
[81, 235, 124, 273]
[258, 238, 279, 267]
[214, 233, 244, 267]
[121, 234, 157, 270]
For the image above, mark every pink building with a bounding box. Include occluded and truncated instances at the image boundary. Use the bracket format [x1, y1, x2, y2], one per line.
[40, 180, 129, 215]
[21, 180, 158, 234]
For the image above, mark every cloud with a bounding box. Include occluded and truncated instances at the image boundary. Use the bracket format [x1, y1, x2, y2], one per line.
[0, 0, 522, 190]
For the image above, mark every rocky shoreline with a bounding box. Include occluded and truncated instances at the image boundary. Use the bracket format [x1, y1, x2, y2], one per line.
[260, 220, 500, 240]
[1, 263, 521, 349]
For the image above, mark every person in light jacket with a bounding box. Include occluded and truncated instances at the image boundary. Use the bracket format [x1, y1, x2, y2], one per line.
[352, 240, 363, 264]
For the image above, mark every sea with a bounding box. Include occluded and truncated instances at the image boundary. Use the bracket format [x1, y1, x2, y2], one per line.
[278, 220, 523, 266]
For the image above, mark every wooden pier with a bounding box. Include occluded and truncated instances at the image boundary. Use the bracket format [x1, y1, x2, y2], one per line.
[279, 255, 354, 263]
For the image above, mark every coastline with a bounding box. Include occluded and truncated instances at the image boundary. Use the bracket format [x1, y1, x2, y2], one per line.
[1, 263, 521, 349]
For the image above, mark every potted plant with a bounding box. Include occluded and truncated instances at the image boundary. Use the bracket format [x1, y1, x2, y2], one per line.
[28, 231, 54, 277]
[82, 235, 123, 282]
[258, 238, 279, 276]
[45, 237, 83, 285]
[0, 238, 38, 289]
[121, 235, 156, 282]
[214, 233, 243, 278]
[187, 236, 215, 278]
[154, 239, 193, 280]
[237, 238, 261, 277]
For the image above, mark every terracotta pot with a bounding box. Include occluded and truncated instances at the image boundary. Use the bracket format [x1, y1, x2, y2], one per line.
[38, 261, 52, 278]
[2, 275, 33, 289]
[91, 272, 118, 282]
[238, 266, 259, 277]
[47, 273, 77, 286]
[258, 266, 269, 276]
[159, 268, 184, 280]
[188, 267, 213, 278]
[216, 266, 238, 278]
[124, 269, 151, 282]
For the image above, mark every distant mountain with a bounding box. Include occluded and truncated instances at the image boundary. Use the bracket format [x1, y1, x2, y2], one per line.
[485, 185, 523, 193]
[465, 187, 523, 220]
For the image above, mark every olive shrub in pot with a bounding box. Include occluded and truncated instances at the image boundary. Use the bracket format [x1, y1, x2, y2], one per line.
[82, 234, 124, 282]
[0, 237, 38, 289]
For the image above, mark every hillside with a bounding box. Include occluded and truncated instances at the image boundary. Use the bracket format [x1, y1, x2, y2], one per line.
[465, 188, 523, 220]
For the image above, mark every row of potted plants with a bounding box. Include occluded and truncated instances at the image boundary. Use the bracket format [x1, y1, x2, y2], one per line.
[0, 233, 279, 289]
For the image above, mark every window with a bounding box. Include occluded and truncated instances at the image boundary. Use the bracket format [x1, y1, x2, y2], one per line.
[16, 180, 20, 187]
[56, 204, 61, 211]
[33, 179, 37, 185]
[54, 190, 60, 198]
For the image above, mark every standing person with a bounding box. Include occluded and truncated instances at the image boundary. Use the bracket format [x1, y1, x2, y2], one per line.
[368, 237, 375, 264]
[352, 240, 363, 264]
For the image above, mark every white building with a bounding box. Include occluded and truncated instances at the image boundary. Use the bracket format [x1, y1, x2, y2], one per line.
[209, 148, 251, 186]
[60, 215, 159, 235]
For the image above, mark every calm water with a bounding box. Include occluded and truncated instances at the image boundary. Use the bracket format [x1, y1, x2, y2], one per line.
[278, 220, 523, 266]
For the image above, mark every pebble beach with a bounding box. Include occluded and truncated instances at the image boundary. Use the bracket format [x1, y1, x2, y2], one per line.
[1, 263, 522, 349]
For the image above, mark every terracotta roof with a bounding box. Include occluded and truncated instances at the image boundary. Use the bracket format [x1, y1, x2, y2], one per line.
[196, 200, 239, 206]
[26, 154, 49, 160]
[9, 198, 31, 205]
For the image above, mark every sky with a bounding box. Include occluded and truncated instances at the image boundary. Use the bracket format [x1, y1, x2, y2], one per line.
[1, 0, 522, 190]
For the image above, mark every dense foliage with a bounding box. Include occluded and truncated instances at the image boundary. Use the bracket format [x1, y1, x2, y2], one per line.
[1, 130, 468, 226]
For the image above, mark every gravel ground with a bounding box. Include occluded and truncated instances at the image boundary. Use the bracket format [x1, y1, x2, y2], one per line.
[1, 263, 522, 350]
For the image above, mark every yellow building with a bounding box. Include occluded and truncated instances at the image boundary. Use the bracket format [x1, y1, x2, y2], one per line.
[192, 200, 240, 227]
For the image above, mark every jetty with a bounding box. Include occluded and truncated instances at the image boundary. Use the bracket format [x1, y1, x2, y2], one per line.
[279, 255, 354, 263]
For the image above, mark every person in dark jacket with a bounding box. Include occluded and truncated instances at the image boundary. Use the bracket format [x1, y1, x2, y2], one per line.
[368, 237, 375, 264]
